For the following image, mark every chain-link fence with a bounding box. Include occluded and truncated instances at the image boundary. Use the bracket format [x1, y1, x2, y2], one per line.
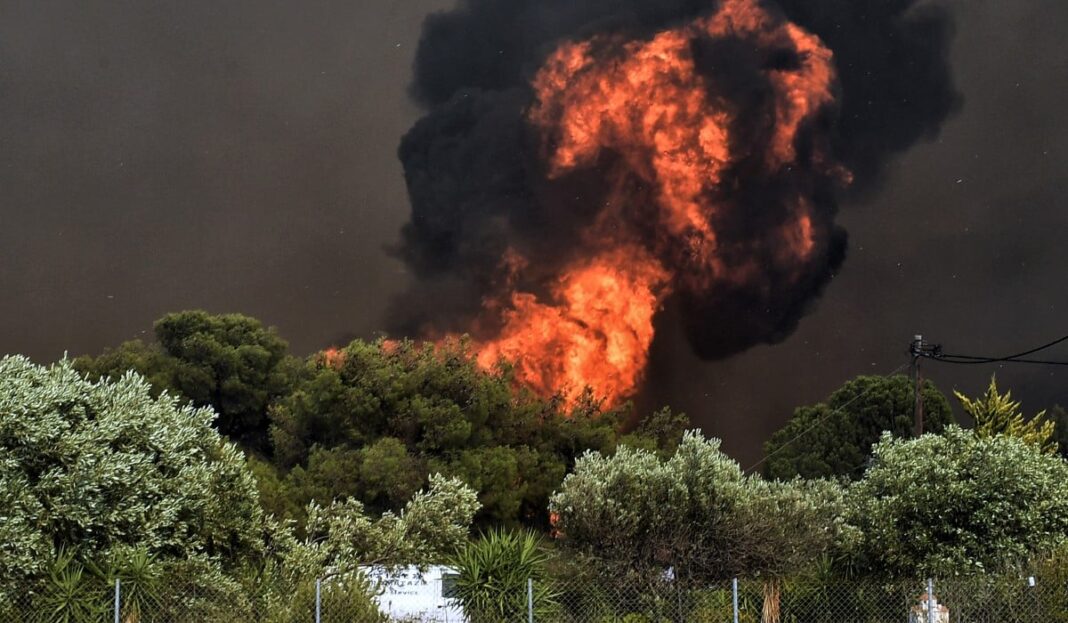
[1, 571, 453, 623]
[3, 572, 1065, 622]
[551, 576, 1068, 623]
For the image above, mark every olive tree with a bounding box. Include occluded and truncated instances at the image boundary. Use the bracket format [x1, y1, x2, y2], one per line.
[249, 473, 480, 620]
[847, 426, 1068, 577]
[0, 355, 264, 600]
[549, 432, 846, 584]
[0, 355, 482, 620]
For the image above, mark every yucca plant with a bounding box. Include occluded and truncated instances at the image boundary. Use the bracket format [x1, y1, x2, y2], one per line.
[32, 549, 108, 623]
[449, 528, 558, 623]
[89, 546, 162, 623]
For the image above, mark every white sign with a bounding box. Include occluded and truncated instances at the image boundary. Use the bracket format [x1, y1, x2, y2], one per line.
[362, 565, 468, 622]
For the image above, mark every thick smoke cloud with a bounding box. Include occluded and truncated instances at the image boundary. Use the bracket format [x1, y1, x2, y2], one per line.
[392, 0, 960, 360]
[775, 0, 962, 189]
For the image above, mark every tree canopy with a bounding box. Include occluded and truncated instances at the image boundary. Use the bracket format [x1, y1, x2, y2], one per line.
[763, 374, 954, 480]
[846, 426, 1068, 577]
[72, 311, 689, 531]
[289, 473, 480, 572]
[550, 432, 846, 583]
[75, 310, 294, 452]
[955, 375, 1057, 454]
[0, 355, 264, 598]
[264, 338, 687, 528]
[0, 353, 485, 616]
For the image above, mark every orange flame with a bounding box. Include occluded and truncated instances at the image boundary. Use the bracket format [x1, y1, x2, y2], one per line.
[465, 0, 842, 408]
[548, 511, 563, 539]
[320, 347, 346, 368]
[476, 247, 669, 405]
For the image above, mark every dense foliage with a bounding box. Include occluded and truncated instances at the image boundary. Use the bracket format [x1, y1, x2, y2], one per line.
[550, 432, 846, 584]
[0, 354, 485, 620]
[49, 307, 1068, 605]
[956, 375, 1057, 454]
[763, 375, 954, 480]
[847, 426, 1068, 577]
[261, 338, 686, 527]
[75, 311, 293, 451]
[299, 473, 480, 569]
[0, 355, 264, 600]
[75, 312, 688, 530]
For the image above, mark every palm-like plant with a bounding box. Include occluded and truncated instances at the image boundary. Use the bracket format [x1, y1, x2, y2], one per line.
[91, 546, 162, 623]
[33, 546, 164, 623]
[449, 528, 558, 622]
[32, 549, 107, 623]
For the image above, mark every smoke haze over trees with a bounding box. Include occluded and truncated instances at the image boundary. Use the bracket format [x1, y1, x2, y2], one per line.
[75, 311, 690, 529]
[4, 0, 1068, 463]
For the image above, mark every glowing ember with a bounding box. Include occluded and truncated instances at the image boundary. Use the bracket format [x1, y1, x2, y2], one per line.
[320, 347, 345, 368]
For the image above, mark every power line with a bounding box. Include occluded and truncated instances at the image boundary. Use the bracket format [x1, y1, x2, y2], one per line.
[748, 331, 1068, 476]
[932, 355, 1068, 366]
[922, 332, 1068, 366]
[744, 361, 910, 475]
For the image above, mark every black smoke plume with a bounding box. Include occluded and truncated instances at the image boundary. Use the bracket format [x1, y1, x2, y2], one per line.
[390, 0, 961, 360]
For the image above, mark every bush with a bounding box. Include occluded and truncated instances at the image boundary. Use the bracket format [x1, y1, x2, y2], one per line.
[847, 427, 1068, 577]
[449, 528, 557, 622]
[0, 356, 263, 600]
[29, 549, 109, 623]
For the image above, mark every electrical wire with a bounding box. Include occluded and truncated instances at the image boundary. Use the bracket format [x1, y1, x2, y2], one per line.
[748, 332, 1068, 475]
[930, 355, 1068, 366]
[924, 332, 1068, 366]
[744, 361, 911, 474]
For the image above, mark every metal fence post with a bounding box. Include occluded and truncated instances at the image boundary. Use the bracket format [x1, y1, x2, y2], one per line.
[315, 578, 321, 623]
[527, 578, 534, 623]
[113, 578, 120, 623]
[927, 578, 935, 623]
[732, 578, 739, 623]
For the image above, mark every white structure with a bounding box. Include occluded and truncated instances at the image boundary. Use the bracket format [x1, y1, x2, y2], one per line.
[909, 592, 949, 623]
[361, 565, 468, 622]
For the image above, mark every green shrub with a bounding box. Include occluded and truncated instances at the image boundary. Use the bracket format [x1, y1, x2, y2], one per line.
[30, 549, 108, 623]
[1032, 546, 1068, 622]
[449, 528, 557, 622]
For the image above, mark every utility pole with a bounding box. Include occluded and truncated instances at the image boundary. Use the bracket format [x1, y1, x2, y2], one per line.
[911, 334, 925, 436]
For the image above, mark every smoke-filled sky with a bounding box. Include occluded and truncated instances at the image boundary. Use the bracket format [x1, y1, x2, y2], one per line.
[3, 0, 1067, 464]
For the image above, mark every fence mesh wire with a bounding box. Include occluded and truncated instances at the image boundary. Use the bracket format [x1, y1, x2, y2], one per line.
[3, 573, 1065, 622]
[550, 577, 912, 622]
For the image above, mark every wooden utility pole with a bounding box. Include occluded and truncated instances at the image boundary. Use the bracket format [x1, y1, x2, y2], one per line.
[911, 334, 924, 436]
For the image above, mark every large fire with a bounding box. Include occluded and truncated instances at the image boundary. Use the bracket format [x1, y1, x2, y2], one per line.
[457, 0, 843, 407]
[475, 246, 670, 405]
